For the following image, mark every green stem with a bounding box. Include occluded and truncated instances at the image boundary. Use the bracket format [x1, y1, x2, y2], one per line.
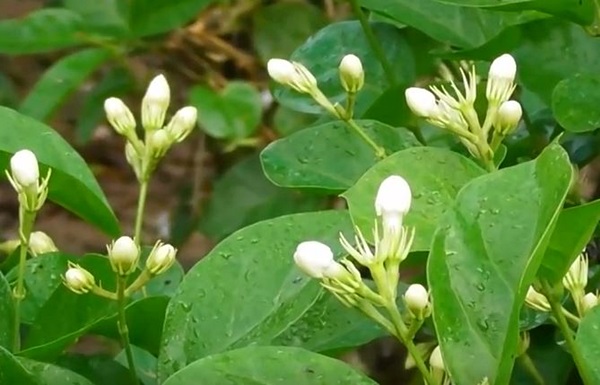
[386, 305, 436, 385]
[12, 208, 36, 351]
[518, 354, 545, 385]
[124, 269, 153, 297]
[345, 119, 387, 159]
[117, 276, 138, 385]
[562, 307, 581, 326]
[345, 92, 356, 120]
[133, 180, 149, 245]
[541, 281, 593, 385]
[348, 0, 396, 85]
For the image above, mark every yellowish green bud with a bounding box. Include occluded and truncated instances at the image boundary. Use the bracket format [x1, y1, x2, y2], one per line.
[104, 97, 136, 138]
[582, 292, 598, 315]
[146, 242, 177, 275]
[142, 74, 170, 131]
[164, 106, 197, 143]
[29, 231, 58, 256]
[495, 100, 522, 135]
[563, 253, 588, 294]
[525, 286, 551, 312]
[107, 236, 140, 275]
[63, 262, 95, 294]
[404, 283, 431, 319]
[267, 58, 318, 95]
[339, 54, 364, 93]
[147, 130, 172, 158]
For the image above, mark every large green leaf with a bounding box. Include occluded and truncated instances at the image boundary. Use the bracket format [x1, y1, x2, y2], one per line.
[0, 9, 85, 54]
[552, 74, 600, 133]
[158, 211, 354, 381]
[359, 0, 529, 49]
[342, 147, 485, 251]
[128, 0, 213, 37]
[0, 272, 15, 350]
[20, 48, 113, 121]
[63, 0, 129, 37]
[18, 357, 95, 385]
[162, 346, 378, 385]
[56, 354, 132, 385]
[427, 143, 572, 385]
[0, 107, 119, 236]
[0, 346, 39, 385]
[576, 306, 600, 383]
[538, 200, 600, 284]
[261, 120, 420, 191]
[514, 19, 600, 104]
[274, 21, 415, 116]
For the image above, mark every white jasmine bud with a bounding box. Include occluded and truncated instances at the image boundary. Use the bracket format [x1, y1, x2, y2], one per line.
[63, 263, 95, 294]
[164, 106, 197, 143]
[525, 286, 551, 312]
[404, 284, 431, 319]
[267, 58, 318, 95]
[339, 54, 364, 93]
[146, 242, 177, 275]
[10, 149, 39, 190]
[293, 241, 337, 279]
[124, 142, 143, 180]
[405, 87, 439, 118]
[142, 74, 170, 131]
[29, 231, 58, 256]
[404, 342, 436, 369]
[582, 292, 598, 314]
[429, 345, 444, 370]
[104, 97, 136, 138]
[375, 175, 412, 232]
[563, 253, 588, 294]
[495, 100, 522, 135]
[486, 53, 517, 104]
[147, 130, 172, 158]
[107, 236, 140, 276]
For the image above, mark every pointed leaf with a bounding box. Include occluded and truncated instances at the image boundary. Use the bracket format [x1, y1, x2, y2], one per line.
[0, 346, 39, 385]
[575, 306, 600, 383]
[0, 272, 15, 350]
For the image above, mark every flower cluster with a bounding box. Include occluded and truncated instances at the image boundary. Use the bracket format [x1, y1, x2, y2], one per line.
[405, 54, 521, 170]
[104, 75, 198, 182]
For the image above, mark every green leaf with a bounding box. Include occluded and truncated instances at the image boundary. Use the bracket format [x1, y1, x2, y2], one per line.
[342, 147, 485, 251]
[20, 48, 112, 121]
[18, 357, 95, 385]
[0, 107, 119, 236]
[199, 154, 324, 241]
[552, 74, 600, 133]
[359, 0, 525, 49]
[272, 106, 317, 137]
[252, 2, 327, 63]
[427, 143, 572, 384]
[63, 0, 129, 37]
[115, 345, 157, 385]
[274, 21, 415, 116]
[128, 0, 213, 37]
[514, 19, 600, 104]
[56, 354, 132, 385]
[0, 9, 85, 54]
[162, 346, 378, 385]
[538, 200, 600, 284]
[158, 210, 354, 381]
[0, 272, 15, 350]
[261, 120, 420, 191]
[576, 306, 600, 383]
[0, 346, 39, 385]
[190, 81, 262, 140]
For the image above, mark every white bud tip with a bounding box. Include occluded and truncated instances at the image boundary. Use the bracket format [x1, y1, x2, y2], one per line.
[430, 346, 444, 370]
[489, 54, 517, 81]
[10, 149, 39, 187]
[146, 74, 170, 101]
[340, 54, 363, 76]
[582, 292, 599, 313]
[147, 243, 177, 275]
[108, 236, 140, 275]
[293, 241, 335, 279]
[104, 97, 127, 115]
[404, 284, 429, 311]
[375, 175, 412, 217]
[267, 58, 296, 84]
[498, 100, 522, 123]
[405, 87, 438, 118]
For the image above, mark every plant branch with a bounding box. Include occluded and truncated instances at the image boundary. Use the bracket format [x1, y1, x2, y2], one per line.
[133, 180, 149, 245]
[117, 276, 138, 385]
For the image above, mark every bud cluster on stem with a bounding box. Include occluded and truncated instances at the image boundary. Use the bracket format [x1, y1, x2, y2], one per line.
[404, 53, 521, 171]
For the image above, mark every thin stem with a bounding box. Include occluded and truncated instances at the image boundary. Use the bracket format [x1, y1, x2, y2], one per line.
[541, 281, 593, 385]
[347, 0, 396, 85]
[518, 354, 545, 385]
[345, 119, 386, 159]
[13, 208, 36, 351]
[117, 276, 138, 385]
[345, 92, 356, 120]
[133, 180, 149, 245]
[562, 308, 581, 326]
[124, 269, 153, 297]
[386, 304, 436, 385]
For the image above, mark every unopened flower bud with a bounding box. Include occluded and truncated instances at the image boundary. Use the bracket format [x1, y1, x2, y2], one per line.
[525, 286, 551, 312]
[107, 236, 140, 275]
[496, 100, 522, 135]
[404, 284, 431, 319]
[146, 242, 177, 275]
[10, 150, 39, 190]
[104, 97, 136, 138]
[375, 175, 412, 232]
[429, 345, 444, 370]
[563, 253, 588, 294]
[147, 130, 171, 158]
[267, 58, 318, 95]
[486, 53, 517, 104]
[142, 74, 170, 131]
[29, 231, 58, 256]
[63, 263, 95, 294]
[405, 88, 439, 118]
[125, 142, 143, 180]
[164, 106, 197, 143]
[293, 241, 337, 279]
[582, 292, 598, 314]
[339, 54, 364, 93]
